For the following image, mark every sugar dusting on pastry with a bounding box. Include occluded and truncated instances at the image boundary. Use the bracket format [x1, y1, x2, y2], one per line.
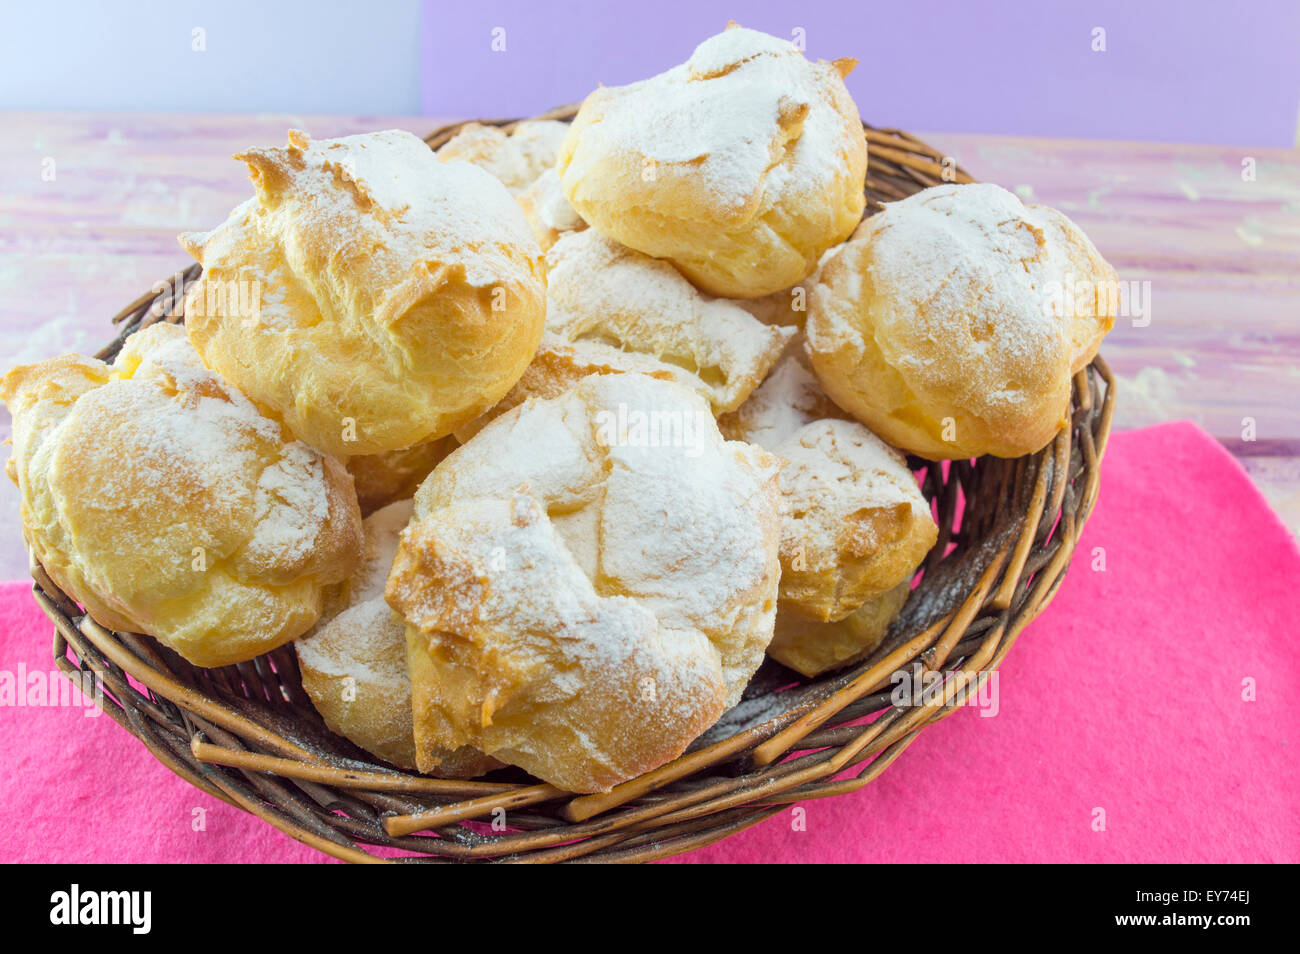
[850, 183, 1065, 377]
[718, 331, 849, 447]
[297, 500, 425, 770]
[573, 27, 838, 215]
[297, 498, 496, 776]
[388, 373, 783, 792]
[526, 169, 585, 233]
[0, 322, 361, 668]
[516, 167, 586, 250]
[452, 331, 710, 443]
[766, 419, 937, 674]
[809, 182, 1118, 459]
[392, 492, 725, 789]
[557, 23, 867, 298]
[437, 119, 570, 194]
[544, 229, 794, 413]
[243, 443, 333, 571]
[179, 128, 547, 456]
[231, 128, 538, 290]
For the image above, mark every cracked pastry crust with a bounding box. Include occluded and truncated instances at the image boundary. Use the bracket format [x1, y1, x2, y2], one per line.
[543, 229, 795, 414]
[557, 24, 867, 298]
[718, 330, 850, 447]
[385, 373, 782, 792]
[807, 183, 1117, 459]
[452, 331, 712, 444]
[764, 419, 937, 676]
[179, 128, 547, 457]
[296, 499, 498, 776]
[0, 323, 361, 668]
[437, 119, 571, 194]
[515, 168, 587, 251]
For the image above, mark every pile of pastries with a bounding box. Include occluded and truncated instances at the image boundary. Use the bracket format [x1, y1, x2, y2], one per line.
[1, 25, 1116, 794]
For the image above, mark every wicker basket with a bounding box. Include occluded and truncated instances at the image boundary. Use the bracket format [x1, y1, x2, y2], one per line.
[30, 107, 1115, 863]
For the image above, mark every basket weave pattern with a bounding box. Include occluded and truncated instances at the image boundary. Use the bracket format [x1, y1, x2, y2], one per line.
[30, 107, 1115, 863]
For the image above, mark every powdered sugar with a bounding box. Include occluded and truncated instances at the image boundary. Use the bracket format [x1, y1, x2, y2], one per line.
[774, 419, 920, 526]
[687, 25, 799, 79]
[295, 599, 405, 687]
[527, 168, 585, 232]
[243, 443, 331, 571]
[719, 332, 847, 448]
[503, 120, 570, 182]
[412, 373, 782, 717]
[770, 418, 935, 623]
[563, 26, 852, 216]
[107, 326, 344, 571]
[840, 182, 1071, 407]
[189, 128, 539, 296]
[351, 499, 414, 600]
[438, 119, 569, 194]
[296, 498, 413, 690]
[436, 124, 529, 191]
[545, 229, 793, 413]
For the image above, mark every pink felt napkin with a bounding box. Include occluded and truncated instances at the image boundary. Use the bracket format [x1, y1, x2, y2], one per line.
[1, 421, 1296, 863]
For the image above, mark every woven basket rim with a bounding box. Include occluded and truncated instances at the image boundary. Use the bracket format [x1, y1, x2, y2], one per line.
[30, 109, 1116, 863]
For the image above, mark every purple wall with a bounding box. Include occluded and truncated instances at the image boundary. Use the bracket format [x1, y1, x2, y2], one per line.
[420, 0, 1299, 146]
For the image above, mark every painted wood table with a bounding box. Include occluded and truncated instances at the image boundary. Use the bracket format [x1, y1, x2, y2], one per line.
[0, 112, 1297, 579]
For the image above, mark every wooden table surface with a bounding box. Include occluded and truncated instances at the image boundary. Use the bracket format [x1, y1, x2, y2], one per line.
[1, 111, 1297, 578]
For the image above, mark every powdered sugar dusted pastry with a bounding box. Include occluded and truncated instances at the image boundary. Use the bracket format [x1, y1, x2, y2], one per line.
[452, 331, 710, 443]
[346, 437, 457, 516]
[180, 129, 546, 457]
[545, 229, 794, 414]
[721, 354, 934, 675]
[766, 421, 936, 670]
[296, 500, 497, 775]
[508, 119, 572, 179]
[759, 418, 935, 681]
[437, 124, 527, 189]
[438, 119, 570, 193]
[558, 24, 867, 298]
[0, 323, 361, 667]
[515, 168, 586, 251]
[296, 500, 418, 768]
[718, 331, 849, 447]
[386, 373, 783, 792]
[807, 183, 1117, 459]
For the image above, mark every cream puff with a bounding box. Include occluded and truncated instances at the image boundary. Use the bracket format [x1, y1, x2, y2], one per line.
[807, 183, 1117, 459]
[180, 129, 547, 456]
[386, 373, 782, 792]
[557, 24, 866, 298]
[1, 323, 361, 667]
